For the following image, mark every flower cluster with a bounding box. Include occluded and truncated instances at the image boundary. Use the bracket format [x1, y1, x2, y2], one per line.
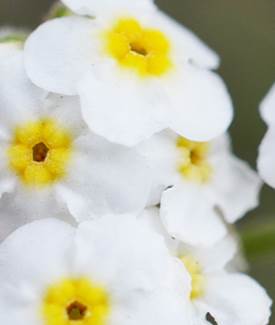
[0, 1, 272, 325]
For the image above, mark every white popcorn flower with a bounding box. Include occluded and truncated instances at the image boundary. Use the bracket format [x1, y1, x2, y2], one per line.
[0, 49, 152, 234]
[138, 130, 262, 246]
[24, 2, 233, 146]
[142, 208, 272, 325]
[0, 216, 192, 325]
[258, 83, 275, 187]
[176, 238, 272, 325]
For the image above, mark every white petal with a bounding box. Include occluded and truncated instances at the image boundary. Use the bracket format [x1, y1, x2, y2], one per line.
[166, 64, 233, 141]
[259, 83, 275, 125]
[153, 10, 220, 69]
[138, 130, 182, 186]
[43, 94, 87, 138]
[0, 219, 75, 325]
[209, 133, 232, 156]
[77, 62, 167, 146]
[161, 184, 227, 246]
[202, 273, 272, 325]
[61, 0, 154, 17]
[138, 130, 182, 205]
[24, 16, 96, 95]
[0, 218, 75, 292]
[178, 235, 237, 273]
[73, 216, 179, 297]
[56, 134, 152, 221]
[0, 42, 22, 60]
[0, 141, 16, 201]
[77, 49, 230, 146]
[0, 178, 15, 208]
[208, 155, 262, 223]
[0, 52, 46, 133]
[139, 208, 194, 297]
[258, 127, 275, 188]
[113, 290, 192, 325]
[0, 184, 74, 241]
[139, 207, 169, 238]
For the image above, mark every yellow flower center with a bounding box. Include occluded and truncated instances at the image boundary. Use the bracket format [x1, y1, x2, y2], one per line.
[7, 119, 72, 187]
[104, 17, 172, 77]
[42, 278, 110, 325]
[180, 256, 205, 300]
[177, 137, 212, 183]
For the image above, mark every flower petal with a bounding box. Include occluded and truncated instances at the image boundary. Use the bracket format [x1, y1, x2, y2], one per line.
[0, 219, 75, 325]
[138, 130, 181, 186]
[258, 127, 275, 188]
[161, 184, 227, 246]
[166, 64, 233, 141]
[25, 16, 96, 95]
[61, 0, 154, 17]
[0, 140, 16, 202]
[0, 52, 46, 133]
[0, 42, 22, 60]
[208, 155, 262, 223]
[56, 134, 152, 220]
[201, 273, 272, 325]
[139, 208, 193, 296]
[0, 218, 75, 293]
[112, 290, 192, 325]
[153, 10, 220, 69]
[77, 62, 167, 146]
[178, 235, 237, 274]
[137, 130, 182, 205]
[73, 216, 180, 297]
[0, 185, 74, 241]
[259, 83, 275, 125]
[43, 94, 87, 138]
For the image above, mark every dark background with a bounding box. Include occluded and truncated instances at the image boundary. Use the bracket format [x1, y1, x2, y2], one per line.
[1, 0, 275, 322]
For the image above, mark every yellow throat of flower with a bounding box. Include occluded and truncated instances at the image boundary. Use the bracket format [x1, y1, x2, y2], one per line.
[104, 17, 172, 77]
[177, 137, 212, 183]
[180, 256, 205, 300]
[42, 278, 110, 325]
[7, 119, 72, 187]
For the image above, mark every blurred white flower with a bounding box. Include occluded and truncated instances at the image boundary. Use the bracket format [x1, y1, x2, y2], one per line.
[138, 130, 262, 246]
[24, 2, 233, 146]
[258, 83, 275, 187]
[142, 208, 272, 325]
[0, 49, 152, 235]
[0, 216, 192, 325]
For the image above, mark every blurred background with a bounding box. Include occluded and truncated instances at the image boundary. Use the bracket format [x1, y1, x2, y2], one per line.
[0, 0, 275, 322]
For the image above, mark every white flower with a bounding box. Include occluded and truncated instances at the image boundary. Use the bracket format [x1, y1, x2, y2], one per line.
[0, 49, 152, 238]
[24, 2, 233, 146]
[138, 130, 262, 246]
[258, 83, 275, 187]
[0, 216, 192, 325]
[177, 236, 272, 325]
[141, 208, 272, 325]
